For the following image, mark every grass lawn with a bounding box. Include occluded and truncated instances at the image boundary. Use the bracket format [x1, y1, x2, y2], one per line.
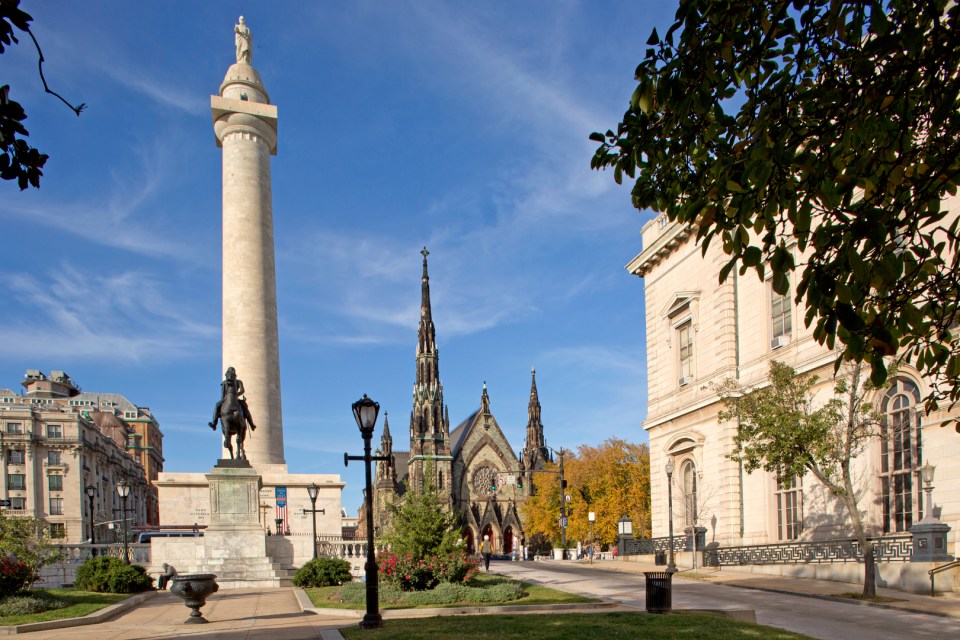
[305, 573, 596, 610]
[0, 589, 130, 627]
[340, 612, 816, 639]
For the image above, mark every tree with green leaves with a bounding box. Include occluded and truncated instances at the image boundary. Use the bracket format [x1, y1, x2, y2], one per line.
[1, 0, 85, 190]
[0, 511, 59, 590]
[592, 0, 960, 421]
[382, 473, 462, 562]
[718, 360, 883, 596]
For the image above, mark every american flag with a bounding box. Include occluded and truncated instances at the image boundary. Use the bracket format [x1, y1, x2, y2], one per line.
[275, 487, 287, 533]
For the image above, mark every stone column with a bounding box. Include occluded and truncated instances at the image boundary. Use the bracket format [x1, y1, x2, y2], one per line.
[211, 59, 285, 467]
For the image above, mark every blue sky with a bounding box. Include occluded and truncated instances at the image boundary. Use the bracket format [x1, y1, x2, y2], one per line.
[1, 1, 670, 514]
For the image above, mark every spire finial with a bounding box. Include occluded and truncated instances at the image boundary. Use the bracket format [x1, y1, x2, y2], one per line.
[421, 246, 429, 259]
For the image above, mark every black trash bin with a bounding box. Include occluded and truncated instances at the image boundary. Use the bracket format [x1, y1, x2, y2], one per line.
[644, 571, 672, 613]
[654, 551, 666, 566]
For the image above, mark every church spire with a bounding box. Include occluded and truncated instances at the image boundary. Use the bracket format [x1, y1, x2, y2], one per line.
[522, 367, 549, 475]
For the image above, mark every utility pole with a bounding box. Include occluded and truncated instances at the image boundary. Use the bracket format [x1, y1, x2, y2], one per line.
[558, 448, 567, 559]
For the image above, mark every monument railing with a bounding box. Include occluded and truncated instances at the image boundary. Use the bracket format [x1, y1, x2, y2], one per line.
[622, 535, 686, 556]
[315, 534, 370, 560]
[52, 542, 153, 565]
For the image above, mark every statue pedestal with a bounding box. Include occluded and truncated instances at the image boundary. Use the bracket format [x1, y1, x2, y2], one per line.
[206, 459, 262, 533]
[910, 518, 953, 563]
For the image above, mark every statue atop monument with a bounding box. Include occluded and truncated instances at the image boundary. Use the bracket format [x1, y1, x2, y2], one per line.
[210, 367, 257, 459]
[235, 16, 252, 64]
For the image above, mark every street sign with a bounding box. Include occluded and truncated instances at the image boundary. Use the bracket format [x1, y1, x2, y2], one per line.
[0, 500, 10, 507]
[558, 516, 568, 528]
[564, 494, 572, 502]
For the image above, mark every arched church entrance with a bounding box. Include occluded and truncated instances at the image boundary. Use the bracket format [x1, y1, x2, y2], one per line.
[503, 527, 514, 554]
[463, 528, 475, 554]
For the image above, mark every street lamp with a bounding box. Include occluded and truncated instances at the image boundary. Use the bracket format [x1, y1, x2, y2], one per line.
[919, 462, 936, 520]
[665, 459, 677, 573]
[115, 480, 130, 564]
[344, 394, 388, 630]
[588, 511, 596, 564]
[85, 485, 96, 548]
[275, 518, 284, 536]
[304, 483, 325, 560]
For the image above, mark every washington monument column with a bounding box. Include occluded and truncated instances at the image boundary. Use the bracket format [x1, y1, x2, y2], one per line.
[211, 17, 285, 467]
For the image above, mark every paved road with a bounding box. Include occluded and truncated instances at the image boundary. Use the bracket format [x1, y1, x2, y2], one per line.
[493, 562, 951, 640]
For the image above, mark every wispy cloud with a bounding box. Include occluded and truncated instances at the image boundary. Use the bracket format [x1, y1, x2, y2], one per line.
[0, 265, 217, 361]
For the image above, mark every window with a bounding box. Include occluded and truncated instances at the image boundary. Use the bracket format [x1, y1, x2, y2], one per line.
[681, 460, 698, 527]
[47, 451, 62, 465]
[880, 379, 923, 533]
[7, 474, 25, 490]
[10, 497, 25, 510]
[46, 424, 63, 439]
[6, 423, 23, 434]
[49, 497, 63, 515]
[776, 475, 803, 540]
[48, 475, 63, 491]
[7, 449, 24, 465]
[49, 523, 65, 539]
[678, 322, 694, 384]
[771, 279, 792, 340]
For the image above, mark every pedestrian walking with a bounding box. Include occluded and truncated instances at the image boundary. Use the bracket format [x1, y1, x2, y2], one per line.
[480, 535, 492, 571]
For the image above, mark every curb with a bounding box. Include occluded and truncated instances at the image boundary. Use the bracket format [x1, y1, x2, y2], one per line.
[0, 591, 157, 635]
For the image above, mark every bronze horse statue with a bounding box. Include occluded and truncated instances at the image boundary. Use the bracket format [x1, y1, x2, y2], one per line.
[209, 367, 256, 460]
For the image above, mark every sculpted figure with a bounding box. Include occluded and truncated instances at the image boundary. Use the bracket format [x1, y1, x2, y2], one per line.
[235, 16, 252, 64]
[210, 367, 257, 459]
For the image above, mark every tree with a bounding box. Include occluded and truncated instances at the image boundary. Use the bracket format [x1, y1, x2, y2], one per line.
[382, 473, 462, 562]
[1, 0, 85, 190]
[718, 360, 883, 596]
[0, 511, 59, 590]
[591, 1, 960, 419]
[520, 438, 651, 550]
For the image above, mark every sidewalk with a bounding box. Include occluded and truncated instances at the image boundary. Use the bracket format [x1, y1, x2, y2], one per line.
[585, 557, 960, 618]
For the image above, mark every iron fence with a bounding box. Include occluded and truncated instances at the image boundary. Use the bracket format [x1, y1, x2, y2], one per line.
[707, 535, 913, 566]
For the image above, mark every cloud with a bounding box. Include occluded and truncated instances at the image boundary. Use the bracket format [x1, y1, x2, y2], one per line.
[0, 265, 217, 361]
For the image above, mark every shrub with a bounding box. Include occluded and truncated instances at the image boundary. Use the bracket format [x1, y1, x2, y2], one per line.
[379, 550, 478, 591]
[293, 558, 352, 588]
[74, 556, 152, 594]
[0, 594, 67, 616]
[0, 556, 37, 598]
[334, 578, 522, 606]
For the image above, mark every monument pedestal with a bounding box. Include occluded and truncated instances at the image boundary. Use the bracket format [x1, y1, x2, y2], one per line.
[150, 461, 295, 589]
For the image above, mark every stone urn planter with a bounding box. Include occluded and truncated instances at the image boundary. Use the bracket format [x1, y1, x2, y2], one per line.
[169, 574, 219, 624]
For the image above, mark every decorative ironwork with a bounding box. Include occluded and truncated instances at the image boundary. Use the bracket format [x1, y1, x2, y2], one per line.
[706, 535, 913, 567]
[622, 535, 684, 556]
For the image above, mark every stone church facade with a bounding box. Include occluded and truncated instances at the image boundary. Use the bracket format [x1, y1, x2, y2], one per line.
[374, 249, 551, 554]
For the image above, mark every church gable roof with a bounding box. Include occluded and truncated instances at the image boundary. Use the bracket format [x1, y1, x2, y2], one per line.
[449, 409, 479, 456]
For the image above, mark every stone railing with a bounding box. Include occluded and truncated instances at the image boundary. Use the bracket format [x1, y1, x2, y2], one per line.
[36, 543, 153, 588]
[707, 535, 913, 567]
[315, 535, 369, 560]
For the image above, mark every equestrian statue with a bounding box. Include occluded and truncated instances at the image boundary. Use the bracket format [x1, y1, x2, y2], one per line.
[209, 367, 257, 460]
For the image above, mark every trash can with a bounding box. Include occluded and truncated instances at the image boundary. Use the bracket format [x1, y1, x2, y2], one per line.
[644, 571, 672, 613]
[654, 551, 666, 566]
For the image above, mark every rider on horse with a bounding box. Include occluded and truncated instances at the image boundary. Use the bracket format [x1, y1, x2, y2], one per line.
[209, 367, 257, 432]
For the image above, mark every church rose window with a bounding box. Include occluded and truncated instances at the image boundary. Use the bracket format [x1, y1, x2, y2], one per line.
[473, 467, 498, 496]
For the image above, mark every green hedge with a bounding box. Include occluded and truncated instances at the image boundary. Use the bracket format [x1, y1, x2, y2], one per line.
[74, 557, 152, 594]
[336, 579, 524, 606]
[293, 558, 352, 588]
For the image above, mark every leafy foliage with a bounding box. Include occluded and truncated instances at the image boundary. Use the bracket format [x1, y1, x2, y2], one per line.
[382, 473, 463, 563]
[718, 360, 883, 595]
[592, 0, 960, 417]
[0, 556, 36, 598]
[0, 593, 66, 616]
[379, 549, 478, 591]
[293, 558, 352, 588]
[337, 576, 522, 606]
[521, 439, 650, 548]
[0, 512, 59, 592]
[73, 557, 152, 594]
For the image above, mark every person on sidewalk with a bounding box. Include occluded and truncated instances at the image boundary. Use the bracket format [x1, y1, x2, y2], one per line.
[157, 563, 177, 590]
[480, 535, 492, 571]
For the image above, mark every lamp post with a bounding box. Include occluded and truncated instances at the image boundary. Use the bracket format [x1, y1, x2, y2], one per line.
[275, 518, 284, 536]
[304, 483, 325, 560]
[344, 394, 388, 629]
[115, 480, 130, 564]
[919, 462, 936, 520]
[665, 459, 677, 573]
[85, 485, 96, 548]
[558, 448, 568, 559]
[588, 511, 596, 564]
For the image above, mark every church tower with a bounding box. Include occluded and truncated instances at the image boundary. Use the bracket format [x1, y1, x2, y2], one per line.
[211, 17, 285, 467]
[409, 248, 453, 503]
[373, 413, 398, 533]
[521, 368, 550, 490]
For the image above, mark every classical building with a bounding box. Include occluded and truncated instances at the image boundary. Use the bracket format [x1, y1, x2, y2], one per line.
[373, 250, 552, 554]
[0, 370, 150, 544]
[628, 207, 959, 559]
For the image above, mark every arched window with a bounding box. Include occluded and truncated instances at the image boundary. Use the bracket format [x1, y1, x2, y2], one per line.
[879, 378, 923, 533]
[682, 460, 698, 527]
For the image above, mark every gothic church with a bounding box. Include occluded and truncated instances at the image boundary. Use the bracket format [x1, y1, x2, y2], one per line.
[373, 249, 551, 554]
